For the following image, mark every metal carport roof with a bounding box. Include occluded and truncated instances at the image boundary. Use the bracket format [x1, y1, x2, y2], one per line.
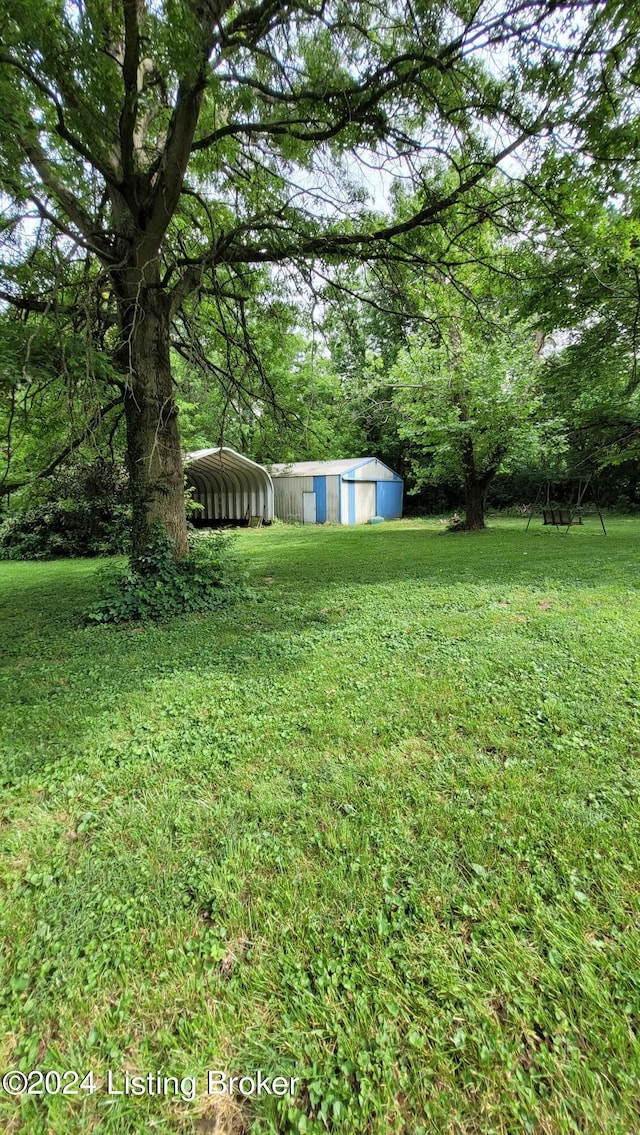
[184, 447, 274, 522]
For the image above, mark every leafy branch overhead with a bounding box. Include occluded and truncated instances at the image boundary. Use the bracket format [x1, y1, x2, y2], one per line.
[0, 3, 551, 262]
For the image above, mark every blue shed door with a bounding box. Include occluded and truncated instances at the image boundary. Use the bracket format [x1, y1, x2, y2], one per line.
[312, 476, 327, 523]
[376, 480, 403, 519]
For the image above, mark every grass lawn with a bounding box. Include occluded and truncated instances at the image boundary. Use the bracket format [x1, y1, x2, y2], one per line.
[0, 517, 639, 1134]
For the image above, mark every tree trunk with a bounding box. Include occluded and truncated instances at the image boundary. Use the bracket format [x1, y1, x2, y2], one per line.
[458, 428, 487, 531]
[118, 279, 188, 560]
[463, 478, 487, 530]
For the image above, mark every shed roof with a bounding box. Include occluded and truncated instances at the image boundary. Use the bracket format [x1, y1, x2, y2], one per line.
[184, 447, 273, 486]
[269, 458, 374, 477]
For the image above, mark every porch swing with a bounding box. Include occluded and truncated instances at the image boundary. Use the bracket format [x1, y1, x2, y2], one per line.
[525, 477, 607, 534]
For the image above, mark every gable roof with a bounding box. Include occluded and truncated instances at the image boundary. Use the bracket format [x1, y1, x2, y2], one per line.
[268, 458, 373, 477]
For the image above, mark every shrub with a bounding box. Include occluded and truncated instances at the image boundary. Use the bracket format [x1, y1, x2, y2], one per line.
[0, 461, 130, 560]
[86, 527, 246, 624]
[0, 500, 130, 560]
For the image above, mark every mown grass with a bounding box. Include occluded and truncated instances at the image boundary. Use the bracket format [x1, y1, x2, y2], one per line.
[0, 517, 639, 1135]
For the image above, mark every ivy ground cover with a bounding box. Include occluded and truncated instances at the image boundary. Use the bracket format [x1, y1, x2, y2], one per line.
[0, 518, 639, 1134]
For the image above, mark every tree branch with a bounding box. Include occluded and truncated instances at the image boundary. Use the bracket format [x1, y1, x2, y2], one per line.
[140, 0, 237, 256]
[169, 125, 543, 314]
[0, 50, 119, 185]
[119, 0, 143, 182]
[1, 396, 124, 494]
[21, 135, 117, 262]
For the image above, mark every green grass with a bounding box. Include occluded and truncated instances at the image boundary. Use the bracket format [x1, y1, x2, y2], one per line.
[0, 517, 639, 1134]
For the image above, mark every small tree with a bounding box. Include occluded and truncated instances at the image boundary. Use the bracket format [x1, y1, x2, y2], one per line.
[391, 326, 544, 529]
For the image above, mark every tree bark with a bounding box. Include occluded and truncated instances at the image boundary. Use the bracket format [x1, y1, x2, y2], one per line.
[462, 478, 488, 530]
[458, 425, 487, 531]
[118, 273, 188, 560]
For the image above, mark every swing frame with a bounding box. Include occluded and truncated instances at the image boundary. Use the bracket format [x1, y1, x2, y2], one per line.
[525, 477, 607, 535]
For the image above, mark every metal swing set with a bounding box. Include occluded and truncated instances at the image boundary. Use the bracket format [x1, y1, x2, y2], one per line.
[524, 476, 607, 535]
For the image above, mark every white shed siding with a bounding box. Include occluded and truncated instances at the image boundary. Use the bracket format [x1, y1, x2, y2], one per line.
[340, 480, 349, 525]
[351, 459, 397, 481]
[355, 481, 376, 523]
[326, 475, 340, 522]
[273, 476, 314, 522]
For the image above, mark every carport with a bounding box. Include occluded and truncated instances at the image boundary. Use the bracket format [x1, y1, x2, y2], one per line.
[184, 447, 274, 525]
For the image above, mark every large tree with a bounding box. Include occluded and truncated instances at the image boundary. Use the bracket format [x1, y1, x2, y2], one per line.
[514, 177, 640, 490]
[0, 0, 633, 555]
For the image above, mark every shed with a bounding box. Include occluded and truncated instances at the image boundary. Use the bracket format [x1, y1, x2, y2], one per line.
[184, 447, 274, 525]
[269, 458, 403, 525]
